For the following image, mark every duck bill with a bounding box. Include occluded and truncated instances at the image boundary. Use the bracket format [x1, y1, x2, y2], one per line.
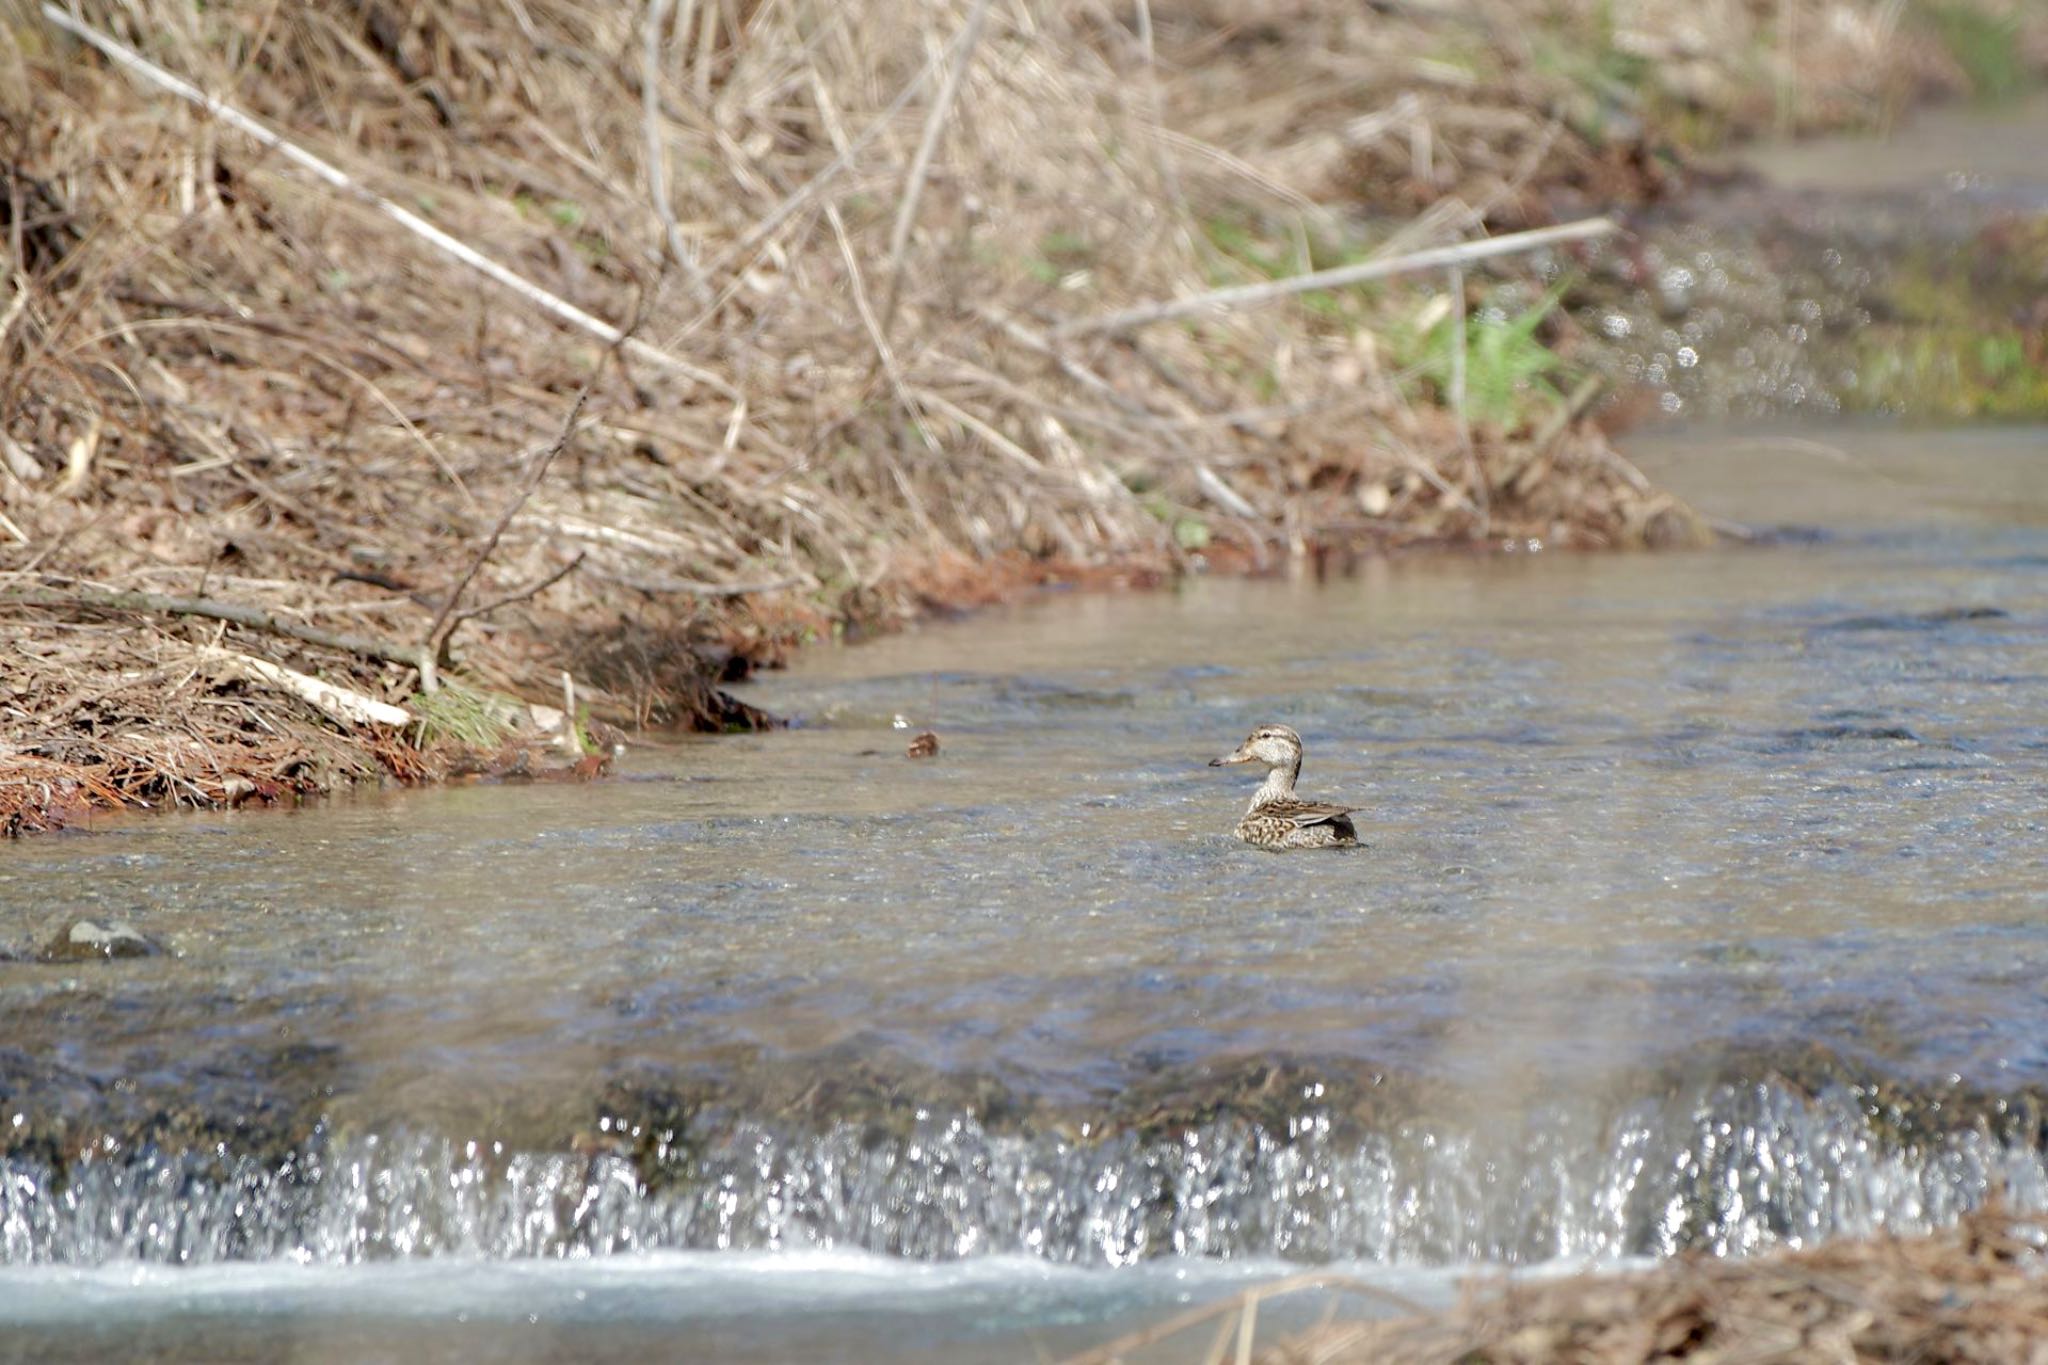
[1208, 748, 1253, 767]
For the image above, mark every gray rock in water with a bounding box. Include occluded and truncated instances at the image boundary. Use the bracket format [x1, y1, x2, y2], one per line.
[39, 919, 165, 962]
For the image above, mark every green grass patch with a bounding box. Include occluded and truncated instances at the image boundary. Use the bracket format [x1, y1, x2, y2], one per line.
[408, 680, 519, 751]
[1851, 325, 2048, 417]
[1395, 282, 1574, 429]
[1921, 2, 2032, 102]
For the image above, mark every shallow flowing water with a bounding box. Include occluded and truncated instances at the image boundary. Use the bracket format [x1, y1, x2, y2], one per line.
[2, 420, 2046, 1359]
[6, 86, 2048, 1358]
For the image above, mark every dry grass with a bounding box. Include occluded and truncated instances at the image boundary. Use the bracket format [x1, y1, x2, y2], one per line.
[0, 0, 2029, 826]
[1253, 1206, 2048, 1364]
[1058, 1208, 2048, 1365]
[0, 617, 394, 833]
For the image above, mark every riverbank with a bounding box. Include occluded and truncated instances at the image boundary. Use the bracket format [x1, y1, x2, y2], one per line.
[3, 0, 2043, 831]
[1237, 1206, 2048, 1364]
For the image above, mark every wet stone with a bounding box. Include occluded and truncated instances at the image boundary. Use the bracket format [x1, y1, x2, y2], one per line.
[39, 918, 166, 962]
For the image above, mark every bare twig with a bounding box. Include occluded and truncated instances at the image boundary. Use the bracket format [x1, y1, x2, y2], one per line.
[421, 386, 597, 669]
[1447, 264, 1470, 451]
[817, 191, 943, 540]
[2, 585, 430, 670]
[641, 0, 711, 300]
[443, 551, 587, 630]
[560, 669, 584, 756]
[878, 0, 995, 337]
[1058, 217, 1617, 338]
[593, 569, 803, 597]
[1131, 0, 1194, 237]
[695, 54, 939, 290]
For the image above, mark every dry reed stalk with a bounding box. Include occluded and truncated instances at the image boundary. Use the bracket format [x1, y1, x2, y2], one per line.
[878, 0, 992, 336]
[1058, 218, 1617, 338]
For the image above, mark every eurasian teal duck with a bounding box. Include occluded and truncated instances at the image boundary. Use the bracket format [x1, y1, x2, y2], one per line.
[1207, 723, 1359, 850]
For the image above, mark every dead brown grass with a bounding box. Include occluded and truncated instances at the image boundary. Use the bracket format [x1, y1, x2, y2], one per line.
[1059, 1208, 2048, 1365]
[0, 0, 2028, 827]
[1258, 1207, 2048, 1364]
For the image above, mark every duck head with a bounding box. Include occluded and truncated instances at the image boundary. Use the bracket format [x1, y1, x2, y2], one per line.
[1209, 723, 1304, 777]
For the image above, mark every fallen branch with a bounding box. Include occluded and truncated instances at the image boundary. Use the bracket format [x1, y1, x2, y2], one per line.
[39, 1, 735, 397]
[2, 585, 429, 670]
[1058, 217, 1618, 338]
[200, 648, 412, 728]
[595, 569, 804, 597]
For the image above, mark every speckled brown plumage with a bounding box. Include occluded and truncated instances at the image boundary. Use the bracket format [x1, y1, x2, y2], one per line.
[1233, 797, 1359, 850]
[1208, 723, 1360, 851]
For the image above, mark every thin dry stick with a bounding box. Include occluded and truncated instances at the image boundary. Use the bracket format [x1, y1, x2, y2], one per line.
[1447, 263, 1470, 452]
[1059, 217, 1616, 338]
[641, 0, 712, 301]
[40, 2, 734, 397]
[421, 387, 598, 672]
[694, 53, 938, 287]
[1199, 1308, 1243, 1365]
[690, 0, 718, 108]
[1131, 0, 1193, 234]
[1055, 1291, 1246, 1365]
[878, 0, 995, 336]
[1234, 1292, 1260, 1365]
[1528, 371, 1605, 453]
[441, 551, 587, 631]
[820, 191, 942, 539]
[825, 202, 937, 457]
[2, 585, 429, 670]
[596, 569, 803, 596]
[560, 670, 584, 756]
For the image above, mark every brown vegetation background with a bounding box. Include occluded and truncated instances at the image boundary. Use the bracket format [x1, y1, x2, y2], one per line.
[0, 0, 2036, 826]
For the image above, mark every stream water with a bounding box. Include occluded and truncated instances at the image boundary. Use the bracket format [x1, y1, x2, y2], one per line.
[2, 420, 2044, 1360]
[3, 107, 2047, 1364]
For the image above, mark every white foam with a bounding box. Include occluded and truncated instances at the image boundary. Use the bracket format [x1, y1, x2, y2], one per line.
[0, 1249, 1601, 1328]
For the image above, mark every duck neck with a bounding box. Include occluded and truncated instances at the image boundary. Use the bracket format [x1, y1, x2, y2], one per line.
[1249, 758, 1299, 808]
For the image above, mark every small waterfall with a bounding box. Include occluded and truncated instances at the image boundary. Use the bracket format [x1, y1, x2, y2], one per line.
[4, 1079, 2043, 1268]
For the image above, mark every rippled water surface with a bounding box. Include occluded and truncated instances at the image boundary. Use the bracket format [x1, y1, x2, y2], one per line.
[2, 424, 2045, 1358]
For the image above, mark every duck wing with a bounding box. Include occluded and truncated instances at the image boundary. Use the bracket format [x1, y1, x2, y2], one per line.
[1259, 798, 1357, 828]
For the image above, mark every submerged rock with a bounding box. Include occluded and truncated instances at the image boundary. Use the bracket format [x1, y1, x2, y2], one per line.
[39, 918, 165, 962]
[1817, 606, 2010, 632]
